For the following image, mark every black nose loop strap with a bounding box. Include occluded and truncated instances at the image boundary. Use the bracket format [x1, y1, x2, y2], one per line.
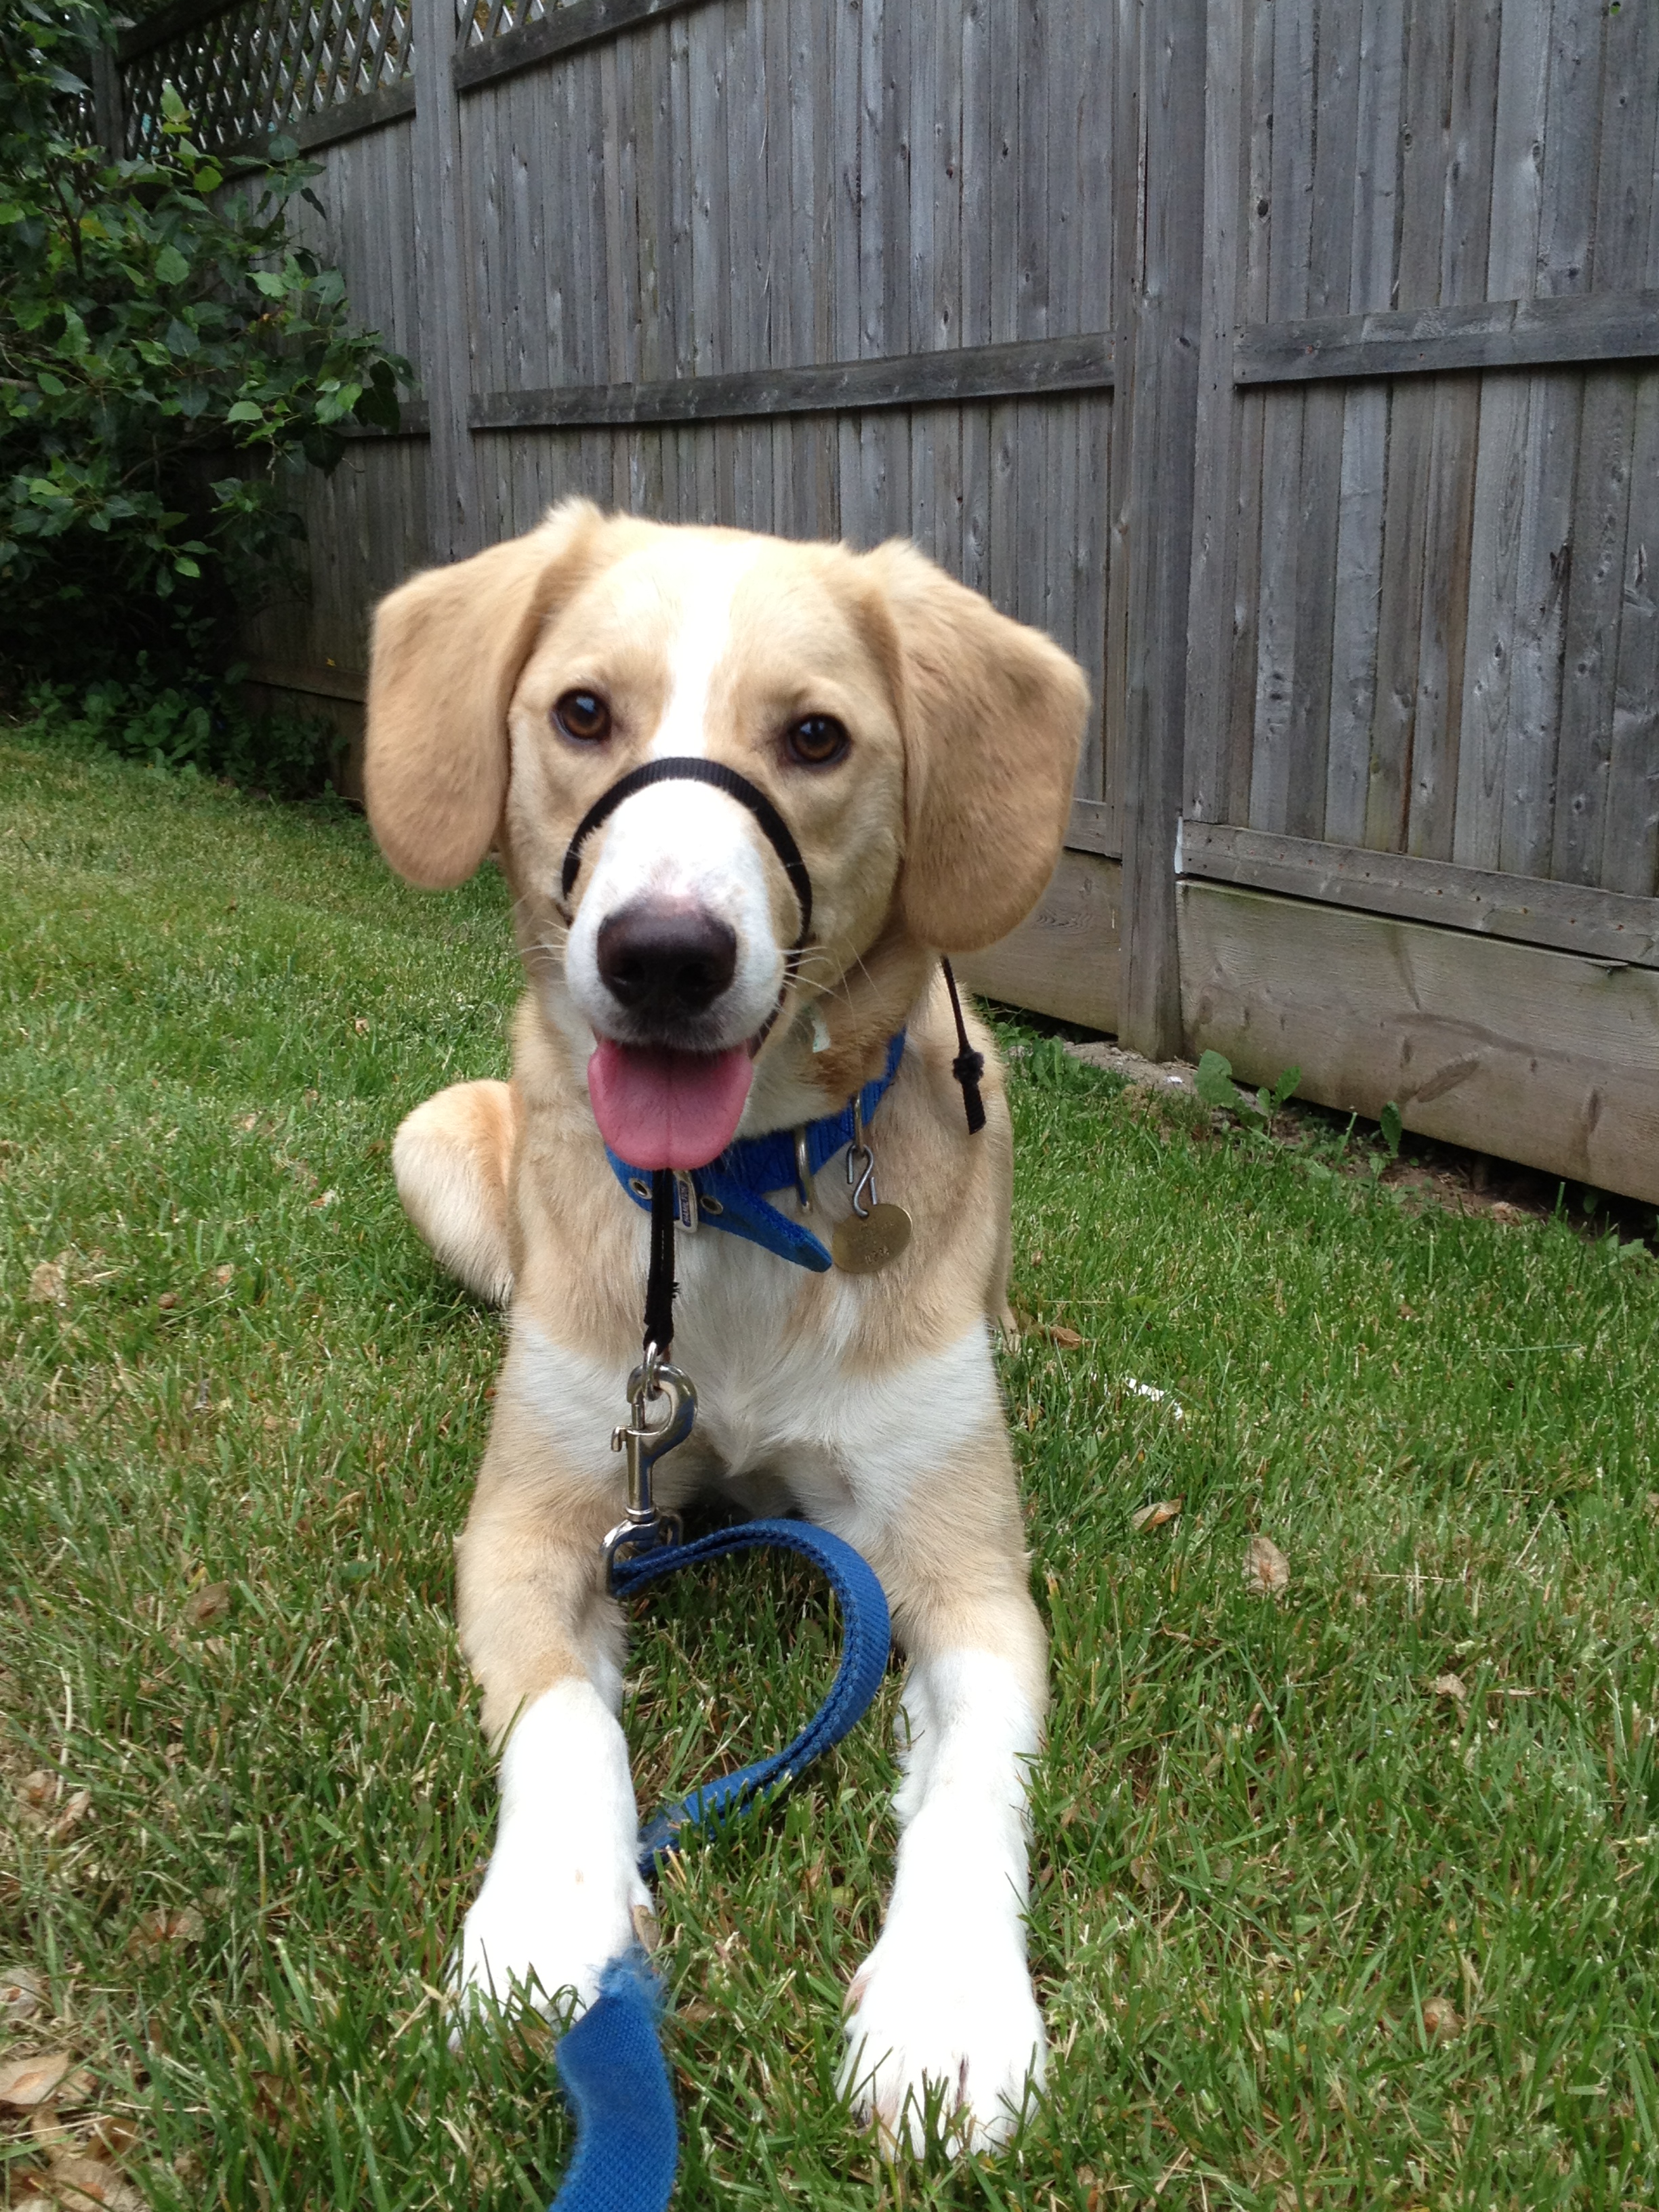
[560, 757, 813, 954]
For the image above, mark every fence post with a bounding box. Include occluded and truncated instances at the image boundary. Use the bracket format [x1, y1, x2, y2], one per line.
[1117, 0, 1207, 1062]
[411, 0, 478, 561]
[91, 40, 123, 159]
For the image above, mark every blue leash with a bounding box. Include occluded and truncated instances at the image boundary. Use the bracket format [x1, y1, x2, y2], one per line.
[548, 1519, 892, 2211]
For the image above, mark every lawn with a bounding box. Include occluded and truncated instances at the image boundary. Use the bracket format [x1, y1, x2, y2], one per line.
[2, 733, 1658, 2212]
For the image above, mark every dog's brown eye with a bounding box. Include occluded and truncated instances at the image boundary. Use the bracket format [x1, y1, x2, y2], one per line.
[784, 714, 850, 768]
[553, 689, 612, 744]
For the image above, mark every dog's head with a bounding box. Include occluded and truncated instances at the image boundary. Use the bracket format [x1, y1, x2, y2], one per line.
[365, 500, 1088, 1166]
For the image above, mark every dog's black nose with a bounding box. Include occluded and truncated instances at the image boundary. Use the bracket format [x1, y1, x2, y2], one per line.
[596, 900, 739, 1020]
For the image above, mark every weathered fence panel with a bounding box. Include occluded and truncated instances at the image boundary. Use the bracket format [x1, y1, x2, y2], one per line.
[1185, 0, 1659, 908]
[108, 0, 1659, 1198]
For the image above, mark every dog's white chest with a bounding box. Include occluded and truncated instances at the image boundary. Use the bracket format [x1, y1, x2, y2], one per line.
[504, 1229, 999, 1521]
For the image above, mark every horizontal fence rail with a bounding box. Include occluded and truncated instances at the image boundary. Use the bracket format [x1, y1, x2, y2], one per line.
[1235, 289, 1659, 385]
[1178, 823, 1659, 970]
[453, 0, 710, 89]
[471, 339, 1116, 432]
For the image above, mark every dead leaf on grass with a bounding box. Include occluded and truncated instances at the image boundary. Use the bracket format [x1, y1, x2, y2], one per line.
[182, 1584, 230, 1627]
[1131, 1498, 1182, 1534]
[0, 2052, 73, 2107]
[1042, 1323, 1086, 1349]
[1, 1965, 45, 2022]
[1244, 1535, 1290, 1597]
[19, 1771, 55, 1808]
[28, 1263, 66, 1305]
[83, 2117, 140, 2162]
[47, 1790, 91, 1842]
[1433, 1673, 1469, 1704]
[1421, 1995, 1461, 2039]
[43, 2152, 146, 2211]
[126, 1908, 204, 1957]
[631, 1904, 660, 1954]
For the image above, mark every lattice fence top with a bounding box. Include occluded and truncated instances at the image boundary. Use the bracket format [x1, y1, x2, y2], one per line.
[123, 0, 413, 156]
[455, 0, 571, 50]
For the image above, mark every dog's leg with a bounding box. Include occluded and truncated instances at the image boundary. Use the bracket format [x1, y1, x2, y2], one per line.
[829, 1383, 1049, 2152]
[448, 1391, 649, 2029]
[392, 1079, 518, 1306]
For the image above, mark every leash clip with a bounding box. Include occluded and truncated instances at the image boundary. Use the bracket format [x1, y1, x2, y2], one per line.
[604, 1343, 695, 1583]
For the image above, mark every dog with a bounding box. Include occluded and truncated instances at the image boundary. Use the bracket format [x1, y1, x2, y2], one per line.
[363, 499, 1088, 2148]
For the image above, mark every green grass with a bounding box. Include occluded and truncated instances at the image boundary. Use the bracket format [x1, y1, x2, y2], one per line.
[3, 733, 1658, 2211]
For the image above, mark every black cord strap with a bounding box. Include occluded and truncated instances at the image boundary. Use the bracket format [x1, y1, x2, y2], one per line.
[941, 959, 987, 1136]
[643, 1170, 678, 1356]
[560, 758, 813, 952]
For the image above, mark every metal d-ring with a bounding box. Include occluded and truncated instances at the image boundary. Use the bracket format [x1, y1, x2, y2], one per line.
[603, 1343, 695, 1580]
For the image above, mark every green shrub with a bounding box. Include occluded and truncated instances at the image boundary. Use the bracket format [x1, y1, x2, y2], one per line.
[17, 665, 342, 796]
[0, 0, 411, 692]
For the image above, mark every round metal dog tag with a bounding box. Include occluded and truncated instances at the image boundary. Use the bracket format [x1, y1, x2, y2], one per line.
[832, 1202, 914, 1275]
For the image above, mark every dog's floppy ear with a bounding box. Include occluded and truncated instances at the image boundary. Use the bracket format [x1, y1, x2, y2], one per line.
[867, 540, 1089, 953]
[365, 499, 605, 888]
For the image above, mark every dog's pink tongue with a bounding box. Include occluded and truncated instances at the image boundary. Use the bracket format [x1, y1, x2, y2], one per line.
[588, 1040, 754, 1170]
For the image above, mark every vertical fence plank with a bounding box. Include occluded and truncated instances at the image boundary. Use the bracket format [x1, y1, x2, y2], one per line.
[1405, 0, 1498, 861]
[1601, 66, 1659, 901]
[1183, 0, 1246, 829]
[1247, 0, 1315, 837]
[1454, 0, 1549, 869]
[1361, 0, 1451, 851]
[1503, 0, 1599, 876]
[1324, 0, 1404, 846]
[1223, 0, 1274, 828]
[412, 0, 476, 556]
[1284, 0, 1361, 841]
[1552, 0, 1652, 886]
[1120, 0, 1206, 1059]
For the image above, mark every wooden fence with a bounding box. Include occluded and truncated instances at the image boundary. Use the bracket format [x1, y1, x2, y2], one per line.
[106, 0, 1659, 1204]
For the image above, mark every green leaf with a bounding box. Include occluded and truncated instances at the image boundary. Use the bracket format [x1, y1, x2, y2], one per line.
[1194, 1051, 1247, 1115]
[1379, 1101, 1404, 1160]
[1269, 1065, 1302, 1111]
[155, 243, 190, 285]
[35, 370, 66, 397]
[225, 401, 263, 423]
[173, 556, 201, 577]
[250, 270, 288, 298]
[193, 164, 224, 194]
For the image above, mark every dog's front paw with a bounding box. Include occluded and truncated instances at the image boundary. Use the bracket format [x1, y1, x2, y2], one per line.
[452, 1840, 649, 2031]
[840, 1923, 1046, 2152]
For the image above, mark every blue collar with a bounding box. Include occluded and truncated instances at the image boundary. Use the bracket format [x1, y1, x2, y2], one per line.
[606, 1033, 906, 1272]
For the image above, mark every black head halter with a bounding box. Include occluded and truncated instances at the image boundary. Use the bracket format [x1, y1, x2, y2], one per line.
[560, 756, 813, 952]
